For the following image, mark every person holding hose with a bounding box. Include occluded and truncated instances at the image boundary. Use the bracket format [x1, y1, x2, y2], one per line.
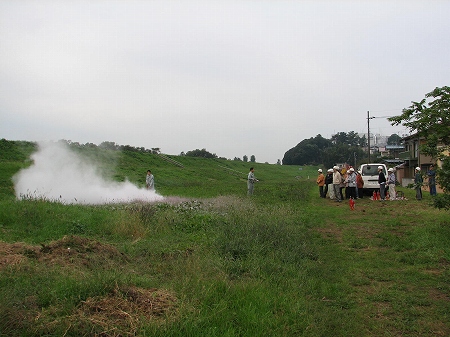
[247, 167, 258, 196]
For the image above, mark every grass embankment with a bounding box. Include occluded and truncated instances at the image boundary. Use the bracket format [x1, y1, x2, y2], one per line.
[0, 140, 449, 336]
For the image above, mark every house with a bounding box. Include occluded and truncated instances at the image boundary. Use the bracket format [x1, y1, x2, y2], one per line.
[385, 144, 405, 158]
[397, 133, 444, 192]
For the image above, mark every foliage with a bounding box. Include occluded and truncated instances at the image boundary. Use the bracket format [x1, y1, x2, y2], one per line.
[387, 133, 402, 145]
[185, 148, 218, 158]
[389, 86, 450, 157]
[282, 133, 366, 168]
[331, 131, 366, 147]
[389, 86, 450, 208]
[283, 134, 331, 165]
[0, 138, 37, 162]
[322, 144, 365, 169]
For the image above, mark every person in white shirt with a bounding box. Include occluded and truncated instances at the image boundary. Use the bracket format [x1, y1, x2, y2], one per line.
[387, 168, 396, 200]
[146, 170, 155, 190]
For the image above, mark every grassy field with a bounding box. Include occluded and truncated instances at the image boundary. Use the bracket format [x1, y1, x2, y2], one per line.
[0, 140, 449, 336]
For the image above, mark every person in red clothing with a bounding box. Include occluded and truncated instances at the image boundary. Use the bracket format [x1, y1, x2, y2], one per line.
[356, 170, 364, 199]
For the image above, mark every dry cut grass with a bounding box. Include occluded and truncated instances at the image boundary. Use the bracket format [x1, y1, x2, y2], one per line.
[0, 236, 179, 336]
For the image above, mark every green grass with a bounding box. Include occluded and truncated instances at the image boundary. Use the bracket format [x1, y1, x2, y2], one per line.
[0, 140, 449, 336]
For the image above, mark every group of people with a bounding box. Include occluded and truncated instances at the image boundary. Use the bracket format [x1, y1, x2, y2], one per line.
[316, 166, 365, 202]
[414, 164, 437, 200]
[317, 164, 437, 202]
[147, 164, 437, 199]
[316, 165, 398, 202]
[376, 165, 397, 200]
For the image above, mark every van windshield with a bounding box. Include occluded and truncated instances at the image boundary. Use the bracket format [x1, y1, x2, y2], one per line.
[362, 165, 385, 176]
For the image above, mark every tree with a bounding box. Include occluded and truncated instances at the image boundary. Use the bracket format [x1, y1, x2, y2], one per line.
[250, 155, 256, 163]
[282, 134, 332, 165]
[99, 141, 118, 150]
[331, 131, 365, 147]
[389, 86, 450, 209]
[185, 148, 217, 158]
[243, 155, 248, 162]
[387, 134, 402, 145]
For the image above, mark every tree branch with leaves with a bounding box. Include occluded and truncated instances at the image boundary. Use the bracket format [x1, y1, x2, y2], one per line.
[389, 86, 450, 209]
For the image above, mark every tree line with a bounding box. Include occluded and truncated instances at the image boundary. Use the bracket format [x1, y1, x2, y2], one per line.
[282, 131, 368, 168]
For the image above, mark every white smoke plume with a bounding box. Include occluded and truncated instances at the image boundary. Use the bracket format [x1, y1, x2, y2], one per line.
[13, 141, 164, 204]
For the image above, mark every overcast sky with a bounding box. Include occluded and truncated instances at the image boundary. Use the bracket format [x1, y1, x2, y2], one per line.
[1, 1, 449, 163]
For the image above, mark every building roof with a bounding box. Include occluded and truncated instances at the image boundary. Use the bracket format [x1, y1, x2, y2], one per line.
[385, 145, 405, 150]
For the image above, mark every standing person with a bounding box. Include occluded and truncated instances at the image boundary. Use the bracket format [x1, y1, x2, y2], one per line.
[415, 167, 423, 200]
[247, 167, 258, 196]
[387, 168, 396, 200]
[341, 168, 349, 199]
[332, 166, 342, 202]
[339, 168, 346, 200]
[378, 166, 386, 200]
[324, 169, 333, 199]
[356, 170, 364, 199]
[146, 170, 155, 190]
[427, 164, 437, 196]
[346, 167, 357, 199]
[316, 169, 325, 198]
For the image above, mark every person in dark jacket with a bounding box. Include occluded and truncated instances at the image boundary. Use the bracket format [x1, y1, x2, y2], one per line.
[378, 166, 386, 200]
[415, 167, 423, 200]
[427, 164, 437, 196]
[324, 169, 333, 198]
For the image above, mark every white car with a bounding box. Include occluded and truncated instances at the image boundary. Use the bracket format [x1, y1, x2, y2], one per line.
[358, 163, 388, 194]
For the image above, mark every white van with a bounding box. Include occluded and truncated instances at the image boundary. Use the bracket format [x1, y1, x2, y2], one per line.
[358, 163, 388, 193]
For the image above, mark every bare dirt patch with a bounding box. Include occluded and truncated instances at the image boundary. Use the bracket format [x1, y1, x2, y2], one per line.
[0, 241, 29, 268]
[316, 222, 344, 243]
[0, 235, 127, 270]
[1, 237, 179, 336]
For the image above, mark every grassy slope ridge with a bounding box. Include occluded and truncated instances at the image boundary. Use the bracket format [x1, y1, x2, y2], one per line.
[0, 140, 449, 337]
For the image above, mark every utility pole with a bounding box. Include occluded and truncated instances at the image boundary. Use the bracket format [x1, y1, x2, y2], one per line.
[367, 111, 375, 163]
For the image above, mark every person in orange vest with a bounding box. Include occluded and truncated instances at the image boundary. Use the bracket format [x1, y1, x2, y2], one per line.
[316, 169, 325, 198]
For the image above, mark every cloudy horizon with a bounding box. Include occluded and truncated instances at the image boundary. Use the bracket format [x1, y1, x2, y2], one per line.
[1, 1, 449, 163]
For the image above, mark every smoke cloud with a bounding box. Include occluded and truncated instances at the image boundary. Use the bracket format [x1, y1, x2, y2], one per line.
[13, 141, 164, 204]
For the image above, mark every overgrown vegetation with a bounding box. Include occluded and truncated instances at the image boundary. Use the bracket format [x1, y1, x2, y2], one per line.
[0, 140, 449, 336]
[389, 86, 450, 209]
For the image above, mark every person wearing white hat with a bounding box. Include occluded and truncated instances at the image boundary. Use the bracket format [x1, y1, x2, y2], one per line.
[414, 167, 423, 200]
[346, 167, 357, 199]
[316, 169, 325, 198]
[356, 170, 364, 199]
[324, 169, 334, 199]
[387, 168, 396, 200]
[377, 166, 387, 200]
[332, 166, 343, 202]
